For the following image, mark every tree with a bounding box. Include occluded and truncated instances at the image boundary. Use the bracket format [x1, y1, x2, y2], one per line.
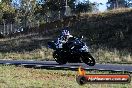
[107, 0, 128, 9]
[0, 1, 15, 23]
[75, 1, 93, 13]
[91, 2, 103, 13]
[35, 0, 77, 21]
[1, 0, 12, 4]
[15, 0, 37, 28]
[0, 0, 15, 35]
[125, 0, 132, 7]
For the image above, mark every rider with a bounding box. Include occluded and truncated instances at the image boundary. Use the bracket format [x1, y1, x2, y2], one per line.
[55, 28, 73, 49]
[61, 29, 73, 42]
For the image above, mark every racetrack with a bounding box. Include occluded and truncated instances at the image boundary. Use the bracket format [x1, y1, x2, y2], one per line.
[0, 60, 132, 72]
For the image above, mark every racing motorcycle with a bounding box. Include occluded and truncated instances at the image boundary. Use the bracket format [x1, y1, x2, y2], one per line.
[48, 34, 95, 66]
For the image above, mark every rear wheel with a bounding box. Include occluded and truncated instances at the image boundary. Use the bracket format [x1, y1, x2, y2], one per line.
[53, 51, 67, 65]
[81, 53, 95, 66]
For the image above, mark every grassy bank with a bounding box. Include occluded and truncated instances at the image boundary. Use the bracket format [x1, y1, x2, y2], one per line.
[0, 8, 132, 63]
[0, 35, 132, 64]
[0, 65, 132, 88]
[0, 48, 132, 64]
[0, 35, 54, 60]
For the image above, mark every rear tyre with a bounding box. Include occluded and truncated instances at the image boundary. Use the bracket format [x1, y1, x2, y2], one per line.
[53, 51, 67, 65]
[81, 53, 95, 66]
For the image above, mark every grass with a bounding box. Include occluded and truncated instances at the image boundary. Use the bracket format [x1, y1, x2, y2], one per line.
[92, 48, 132, 64]
[0, 48, 53, 61]
[0, 35, 132, 64]
[80, 8, 132, 18]
[0, 8, 132, 64]
[0, 35, 54, 61]
[0, 47, 132, 64]
[0, 65, 132, 88]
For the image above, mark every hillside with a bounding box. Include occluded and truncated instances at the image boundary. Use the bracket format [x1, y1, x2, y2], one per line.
[30, 8, 132, 52]
[0, 8, 132, 63]
[72, 8, 132, 52]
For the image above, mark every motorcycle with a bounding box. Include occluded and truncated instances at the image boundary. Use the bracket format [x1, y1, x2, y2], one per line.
[48, 35, 95, 66]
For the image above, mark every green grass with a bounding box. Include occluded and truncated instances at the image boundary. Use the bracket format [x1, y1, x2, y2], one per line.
[0, 65, 132, 88]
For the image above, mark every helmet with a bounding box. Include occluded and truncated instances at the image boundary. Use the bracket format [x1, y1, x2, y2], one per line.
[61, 30, 70, 36]
[61, 30, 73, 41]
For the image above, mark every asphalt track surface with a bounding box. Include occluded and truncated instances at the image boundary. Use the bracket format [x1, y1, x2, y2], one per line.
[0, 60, 132, 72]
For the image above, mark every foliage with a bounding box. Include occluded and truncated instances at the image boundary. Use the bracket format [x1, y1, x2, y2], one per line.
[0, 2, 15, 23]
[0, 0, 95, 26]
[75, 1, 93, 13]
[107, 0, 132, 9]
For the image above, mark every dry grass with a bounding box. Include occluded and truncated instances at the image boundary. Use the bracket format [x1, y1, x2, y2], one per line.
[0, 35, 54, 61]
[92, 48, 132, 64]
[0, 65, 132, 88]
[80, 8, 132, 17]
[0, 8, 132, 63]
[0, 48, 53, 60]
[0, 47, 132, 64]
[0, 35, 132, 64]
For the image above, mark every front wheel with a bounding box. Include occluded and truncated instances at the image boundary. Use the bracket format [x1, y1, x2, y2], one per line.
[81, 53, 95, 66]
[53, 51, 67, 65]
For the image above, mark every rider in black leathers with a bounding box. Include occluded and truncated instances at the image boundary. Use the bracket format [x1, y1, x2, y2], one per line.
[55, 29, 73, 49]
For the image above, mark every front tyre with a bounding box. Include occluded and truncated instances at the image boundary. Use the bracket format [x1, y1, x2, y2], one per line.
[81, 53, 95, 66]
[53, 51, 67, 65]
